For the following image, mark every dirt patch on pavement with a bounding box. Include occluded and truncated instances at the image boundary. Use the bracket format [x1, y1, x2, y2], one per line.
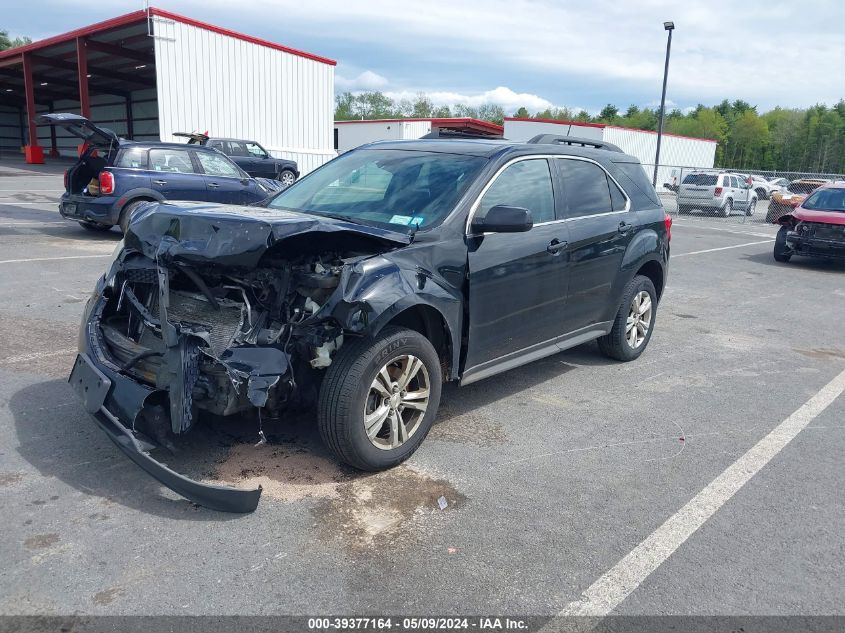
[24, 533, 59, 550]
[312, 465, 465, 551]
[0, 472, 24, 487]
[430, 410, 506, 446]
[92, 587, 123, 606]
[207, 443, 350, 502]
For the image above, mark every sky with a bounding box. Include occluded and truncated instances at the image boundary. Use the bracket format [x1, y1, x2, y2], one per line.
[3, 0, 844, 115]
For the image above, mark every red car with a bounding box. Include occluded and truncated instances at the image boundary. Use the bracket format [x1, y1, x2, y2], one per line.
[774, 182, 845, 262]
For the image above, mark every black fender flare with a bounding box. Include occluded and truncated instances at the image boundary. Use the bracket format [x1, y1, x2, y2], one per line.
[116, 188, 165, 215]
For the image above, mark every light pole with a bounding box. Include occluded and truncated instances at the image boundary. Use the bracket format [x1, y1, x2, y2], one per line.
[653, 21, 674, 187]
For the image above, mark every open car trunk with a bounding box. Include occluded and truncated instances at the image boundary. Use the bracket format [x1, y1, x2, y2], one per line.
[36, 113, 120, 195]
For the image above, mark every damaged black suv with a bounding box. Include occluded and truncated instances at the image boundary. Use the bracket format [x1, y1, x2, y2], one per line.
[70, 134, 671, 511]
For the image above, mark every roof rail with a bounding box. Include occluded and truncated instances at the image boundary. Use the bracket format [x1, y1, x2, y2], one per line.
[526, 134, 624, 153]
[420, 129, 504, 140]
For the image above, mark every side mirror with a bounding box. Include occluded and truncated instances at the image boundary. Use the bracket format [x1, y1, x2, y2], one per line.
[471, 205, 533, 233]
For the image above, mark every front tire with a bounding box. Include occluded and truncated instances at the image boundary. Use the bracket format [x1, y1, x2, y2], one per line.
[598, 275, 657, 362]
[318, 327, 442, 471]
[118, 200, 152, 235]
[773, 226, 792, 263]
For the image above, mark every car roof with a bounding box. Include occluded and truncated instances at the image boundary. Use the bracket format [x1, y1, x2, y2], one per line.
[121, 140, 221, 151]
[362, 138, 636, 161]
[818, 180, 845, 189]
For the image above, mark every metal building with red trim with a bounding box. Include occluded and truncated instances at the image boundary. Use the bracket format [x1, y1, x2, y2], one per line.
[334, 118, 503, 153]
[0, 7, 337, 173]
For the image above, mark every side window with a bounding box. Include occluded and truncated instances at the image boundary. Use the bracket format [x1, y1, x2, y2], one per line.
[730, 176, 739, 188]
[478, 159, 555, 224]
[245, 142, 267, 158]
[228, 141, 249, 157]
[149, 149, 196, 173]
[608, 176, 627, 211]
[557, 159, 613, 217]
[197, 151, 242, 178]
[208, 140, 226, 152]
[115, 148, 148, 169]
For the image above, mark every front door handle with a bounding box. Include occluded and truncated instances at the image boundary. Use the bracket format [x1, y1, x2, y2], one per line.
[208, 182, 220, 188]
[618, 221, 634, 234]
[153, 179, 167, 185]
[547, 239, 568, 255]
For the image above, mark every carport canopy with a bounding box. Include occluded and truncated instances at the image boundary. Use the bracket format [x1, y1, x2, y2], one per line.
[0, 9, 159, 163]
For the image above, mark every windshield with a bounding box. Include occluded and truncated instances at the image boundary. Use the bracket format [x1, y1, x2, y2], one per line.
[682, 174, 718, 186]
[267, 149, 486, 232]
[802, 188, 845, 212]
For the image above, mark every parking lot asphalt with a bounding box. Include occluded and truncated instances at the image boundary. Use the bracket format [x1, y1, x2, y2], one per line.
[1, 165, 844, 617]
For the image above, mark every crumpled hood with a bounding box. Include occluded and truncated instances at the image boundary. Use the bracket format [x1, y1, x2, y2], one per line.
[123, 201, 411, 268]
[793, 207, 845, 226]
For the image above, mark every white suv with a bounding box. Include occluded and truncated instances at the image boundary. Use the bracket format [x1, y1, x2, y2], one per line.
[677, 171, 758, 217]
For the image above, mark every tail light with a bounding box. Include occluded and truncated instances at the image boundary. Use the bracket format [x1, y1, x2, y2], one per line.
[98, 171, 115, 195]
[714, 186, 723, 197]
[63, 169, 68, 190]
[664, 212, 672, 241]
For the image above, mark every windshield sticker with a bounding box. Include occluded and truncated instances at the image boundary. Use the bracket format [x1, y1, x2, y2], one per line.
[410, 217, 424, 227]
[389, 215, 413, 225]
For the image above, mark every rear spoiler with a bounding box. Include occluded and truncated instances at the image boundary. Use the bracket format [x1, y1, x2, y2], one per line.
[173, 131, 209, 145]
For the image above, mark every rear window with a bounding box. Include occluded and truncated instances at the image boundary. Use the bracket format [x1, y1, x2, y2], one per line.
[788, 182, 823, 194]
[682, 174, 718, 186]
[801, 188, 845, 212]
[115, 148, 148, 169]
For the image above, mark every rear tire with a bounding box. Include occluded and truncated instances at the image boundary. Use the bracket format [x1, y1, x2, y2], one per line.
[677, 204, 690, 215]
[721, 199, 733, 217]
[773, 226, 792, 263]
[318, 326, 442, 471]
[77, 220, 112, 232]
[598, 275, 658, 362]
[277, 169, 296, 188]
[118, 200, 151, 235]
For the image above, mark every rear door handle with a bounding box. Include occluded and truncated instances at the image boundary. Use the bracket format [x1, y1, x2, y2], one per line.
[153, 179, 167, 185]
[547, 238, 568, 255]
[208, 182, 220, 188]
[618, 221, 634, 234]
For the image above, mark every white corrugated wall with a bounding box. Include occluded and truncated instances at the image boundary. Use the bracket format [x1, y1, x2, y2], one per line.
[402, 120, 432, 139]
[602, 126, 717, 188]
[152, 16, 336, 175]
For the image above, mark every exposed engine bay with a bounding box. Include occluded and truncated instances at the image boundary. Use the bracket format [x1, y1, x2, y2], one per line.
[100, 241, 379, 442]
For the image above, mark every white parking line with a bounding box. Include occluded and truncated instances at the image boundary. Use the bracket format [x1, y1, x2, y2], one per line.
[672, 222, 776, 239]
[0, 254, 110, 264]
[674, 239, 773, 258]
[549, 366, 845, 620]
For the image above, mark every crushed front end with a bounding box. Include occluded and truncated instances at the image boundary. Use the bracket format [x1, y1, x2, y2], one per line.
[70, 203, 409, 511]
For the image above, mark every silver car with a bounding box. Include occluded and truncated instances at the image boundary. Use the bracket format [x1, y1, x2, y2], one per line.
[677, 171, 758, 217]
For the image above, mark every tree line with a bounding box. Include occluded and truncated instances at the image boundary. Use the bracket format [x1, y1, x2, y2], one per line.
[336, 91, 845, 174]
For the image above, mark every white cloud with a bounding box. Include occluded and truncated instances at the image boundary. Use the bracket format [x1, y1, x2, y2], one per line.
[211, 0, 844, 110]
[34, 0, 845, 110]
[384, 86, 560, 112]
[335, 70, 389, 91]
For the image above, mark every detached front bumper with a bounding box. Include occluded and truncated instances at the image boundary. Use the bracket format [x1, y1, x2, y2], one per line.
[70, 290, 262, 512]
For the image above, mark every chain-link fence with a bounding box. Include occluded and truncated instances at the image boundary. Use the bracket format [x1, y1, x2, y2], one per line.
[643, 164, 845, 227]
